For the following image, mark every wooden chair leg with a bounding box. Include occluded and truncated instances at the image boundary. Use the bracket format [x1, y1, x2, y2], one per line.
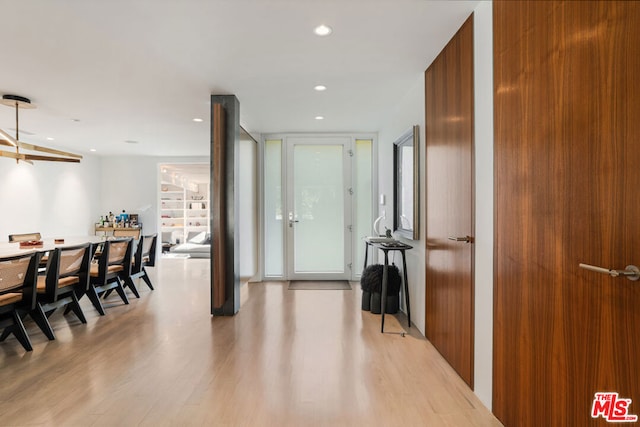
[114, 278, 130, 305]
[68, 292, 87, 324]
[125, 277, 140, 298]
[141, 267, 154, 290]
[65, 289, 86, 315]
[9, 311, 33, 351]
[31, 303, 56, 340]
[14, 311, 33, 351]
[87, 286, 106, 315]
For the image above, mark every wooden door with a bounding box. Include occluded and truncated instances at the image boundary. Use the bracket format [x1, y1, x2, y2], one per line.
[425, 15, 474, 387]
[494, 1, 640, 425]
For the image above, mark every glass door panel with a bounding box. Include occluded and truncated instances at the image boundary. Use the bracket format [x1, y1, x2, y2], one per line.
[354, 139, 373, 277]
[264, 139, 284, 277]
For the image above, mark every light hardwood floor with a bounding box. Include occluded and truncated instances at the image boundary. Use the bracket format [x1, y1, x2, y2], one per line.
[0, 259, 502, 426]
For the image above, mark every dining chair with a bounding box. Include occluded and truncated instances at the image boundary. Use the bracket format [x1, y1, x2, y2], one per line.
[87, 238, 132, 315]
[0, 252, 40, 351]
[126, 234, 158, 297]
[8, 232, 42, 242]
[30, 243, 92, 340]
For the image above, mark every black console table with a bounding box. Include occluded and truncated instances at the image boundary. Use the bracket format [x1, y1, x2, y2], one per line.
[363, 238, 412, 333]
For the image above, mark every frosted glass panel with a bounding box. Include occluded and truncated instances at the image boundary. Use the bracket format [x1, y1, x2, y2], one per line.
[355, 139, 373, 273]
[293, 145, 344, 273]
[264, 139, 283, 276]
[238, 137, 258, 278]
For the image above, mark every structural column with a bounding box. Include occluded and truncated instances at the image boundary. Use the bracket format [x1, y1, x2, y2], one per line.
[210, 95, 240, 315]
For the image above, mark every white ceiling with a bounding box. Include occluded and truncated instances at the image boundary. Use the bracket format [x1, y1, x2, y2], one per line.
[0, 0, 479, 157]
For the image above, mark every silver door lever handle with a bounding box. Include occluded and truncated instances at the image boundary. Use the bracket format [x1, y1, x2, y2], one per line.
[579, 263, 640, 281]
[448, 236, 473, 243]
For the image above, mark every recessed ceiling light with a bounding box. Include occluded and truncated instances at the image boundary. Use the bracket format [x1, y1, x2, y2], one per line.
[315, 116, 325, 120]
[124, 140, 139, 144]
[314, 24, 332, 36]
[162, 168, 167, 173]
[46, 137, 55, 141]
[71, 118, 80, 122]
[193, 118, 203, 122]
[314, 85, 327, 91]
[89, 148, 97, 152]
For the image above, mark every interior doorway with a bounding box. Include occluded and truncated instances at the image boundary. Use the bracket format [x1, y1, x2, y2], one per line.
[158, 163, 210, 257]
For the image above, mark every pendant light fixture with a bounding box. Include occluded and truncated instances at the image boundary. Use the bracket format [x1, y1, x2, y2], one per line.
[0, 94, 83, 164]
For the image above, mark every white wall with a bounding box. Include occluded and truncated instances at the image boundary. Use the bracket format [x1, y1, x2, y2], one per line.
[99, 155, 208, 236]
[0, 155, 102, 240]
[376, 1, 494, 411]
[377, 75, 427, 335]
[0, 154, 209, 243]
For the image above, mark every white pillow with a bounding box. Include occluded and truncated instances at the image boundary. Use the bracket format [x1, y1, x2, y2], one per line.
[188, 231, 207, 244]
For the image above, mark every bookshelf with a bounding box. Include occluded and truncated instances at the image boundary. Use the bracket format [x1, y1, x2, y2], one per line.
[160, 182, 209, 243]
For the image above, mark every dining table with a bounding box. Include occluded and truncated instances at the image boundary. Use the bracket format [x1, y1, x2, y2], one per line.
[0, 236, 105, 258]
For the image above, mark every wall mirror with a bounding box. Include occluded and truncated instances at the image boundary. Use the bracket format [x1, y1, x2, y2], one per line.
[393, 125, 419, 240]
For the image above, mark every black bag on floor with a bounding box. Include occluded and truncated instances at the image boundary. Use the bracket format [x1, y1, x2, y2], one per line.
[360, 264, 401, 314]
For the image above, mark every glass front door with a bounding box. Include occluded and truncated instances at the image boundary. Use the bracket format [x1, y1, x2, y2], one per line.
[286, 137, 351, 280]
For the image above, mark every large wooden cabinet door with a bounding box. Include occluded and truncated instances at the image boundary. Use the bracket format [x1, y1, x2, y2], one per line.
[493, 1, 640, 425]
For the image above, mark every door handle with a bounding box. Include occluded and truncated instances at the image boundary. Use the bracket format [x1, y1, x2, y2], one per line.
[288, 211, 299, 228]
[579, 263, 640, 281]
[448, 235, 473, 243]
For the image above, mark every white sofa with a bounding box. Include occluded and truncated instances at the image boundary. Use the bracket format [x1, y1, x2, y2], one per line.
[167, 231, 211, 258]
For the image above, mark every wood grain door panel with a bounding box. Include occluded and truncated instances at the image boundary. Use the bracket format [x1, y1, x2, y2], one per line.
[425, 15, 475, 388]
[493, 1, 640, 425]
